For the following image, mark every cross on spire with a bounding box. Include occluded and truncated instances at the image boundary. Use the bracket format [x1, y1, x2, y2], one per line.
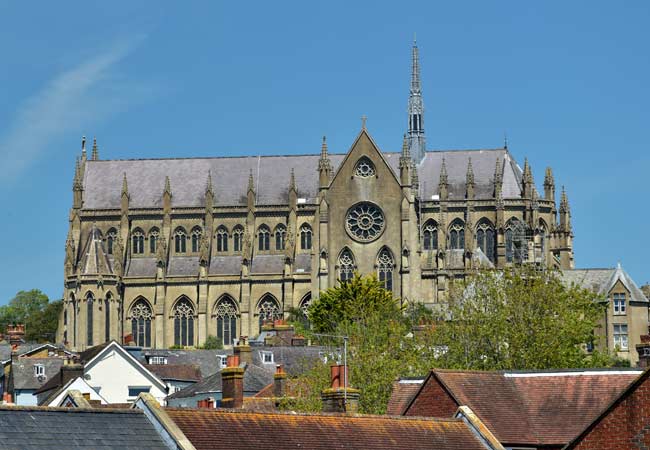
[361, 115, 367, 130]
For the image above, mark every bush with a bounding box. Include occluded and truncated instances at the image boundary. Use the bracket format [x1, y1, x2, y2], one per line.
[200, 335, 223, 349]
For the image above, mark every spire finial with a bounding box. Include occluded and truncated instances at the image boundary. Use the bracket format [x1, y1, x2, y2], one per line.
[361, 115, 367, 130]
[560, 185, 569, 211]
[439, 157, 448, 184]
[121, 172, 129, 197]
[205, 170, 214, 196]
[320, 135, 328, 159]
[81, 136, 87, 158]
[504, 132, 508, 149]
[466, 157, 475, 185]
[91, 136, 99, 160]
[248, 169, 255, 192]
[401, 134, 410, 158]
[289, 168, 296, 191]
[407, 38, 426, 163]
[164, 176, 172, 196]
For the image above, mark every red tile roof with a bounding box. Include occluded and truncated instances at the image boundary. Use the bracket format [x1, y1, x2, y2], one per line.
[386, 378, 424, 415]
[405, 369, 640, 447]
[144, 364, 202, 382]
[164, 408, 491, 450]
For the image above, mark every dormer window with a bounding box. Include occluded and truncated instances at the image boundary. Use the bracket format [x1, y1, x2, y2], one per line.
[217, 355, 228, 369]
[34, 364, 45, 377]
[148, 356, 167, 365]
[354, 157, 376, 178]
[260, 350, 274, 364]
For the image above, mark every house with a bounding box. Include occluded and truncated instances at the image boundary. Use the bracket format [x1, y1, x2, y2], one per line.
[564, 368, 650, 449]
[8, 358, 64, 405]
[563, 264, 650, 364]
[401, 368, 642, 449]
[35, 341, 168, 405]
[0, 404, 169, 449]
[42, 376, 109, 407]
[145, 364, 202, 394]
[386, 377, 424, 415]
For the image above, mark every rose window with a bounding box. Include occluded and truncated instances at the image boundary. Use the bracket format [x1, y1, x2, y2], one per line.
[354, 158, 376, 178]
[345, 203, 385, 242]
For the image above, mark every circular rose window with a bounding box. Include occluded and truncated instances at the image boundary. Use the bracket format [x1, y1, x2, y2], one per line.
[345, 203, 385, 242]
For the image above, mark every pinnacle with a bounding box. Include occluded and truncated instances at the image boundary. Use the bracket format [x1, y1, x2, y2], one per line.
[466, 157, 475, 184]
[289, 168, 296, 191]
[248, 169, 255, 192]
[81, 136, 87, 157]
[91, 136, 99, 161]
[320, 136, 328, 159]
[544, 167, 554, 185]
[494, 157, 502, 183]
[205, 171, 214, 196]
[439, 157, 448, 184]
[401, 134, 410, 158]
[121, 172, 129, 197]
[164, 176, 172, 196]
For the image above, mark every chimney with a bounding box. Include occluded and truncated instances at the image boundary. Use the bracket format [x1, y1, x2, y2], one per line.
[221, 355, 244, 409]
[61, 363, 84, 385]
[197, 398, 215, 409]
[637, 335, 650, 369]
[234, 336, 252, 366]
[274, 364, 287, 397]
[321, 364, 360, 414]
[7, 324, 25, 346]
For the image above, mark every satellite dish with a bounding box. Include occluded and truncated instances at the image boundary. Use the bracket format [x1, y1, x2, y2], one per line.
[37, 375, 45, 382]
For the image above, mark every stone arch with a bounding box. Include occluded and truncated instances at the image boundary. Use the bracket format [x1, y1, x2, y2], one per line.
[376, 246, 395, 292]
[475, 218, 496, 263]
[213, 294, 239, 346]
[448, 219, 465, 250]
[128, 297, 153, 348]
[337, 247, 355, 283]
[171, 296, 196, 347]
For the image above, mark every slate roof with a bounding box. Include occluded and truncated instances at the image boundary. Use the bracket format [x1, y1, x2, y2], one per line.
[562, 265, 649, 303]
[141, 349, 231, 378]
[166, 363, 272, 400]
[0, 343, 66, 364]
[11, 358, 64, 390]
[405, 369, 641, 447]
[78, 226, 113, 275]
[163, 408, 491, 450]
[209, 255, 242, 275]
[0, 406, 168, 450]
[144, 364, 202, 382]
[125, 257, 158, 277]
[81, 146, 522, 210]
[386, 378, 424, 415]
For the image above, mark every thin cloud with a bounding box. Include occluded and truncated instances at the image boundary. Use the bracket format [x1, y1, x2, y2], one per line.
[0, 36, 149, 181]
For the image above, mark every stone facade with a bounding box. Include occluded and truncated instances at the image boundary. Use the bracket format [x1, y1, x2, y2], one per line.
[57, 43, 574, 351]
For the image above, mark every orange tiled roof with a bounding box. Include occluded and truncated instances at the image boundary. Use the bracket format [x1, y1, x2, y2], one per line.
[386, 378, 424, 415]
[164, 408, 490, 450]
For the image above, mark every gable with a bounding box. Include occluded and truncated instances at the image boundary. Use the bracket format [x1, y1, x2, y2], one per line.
[404, 372, 459, 417]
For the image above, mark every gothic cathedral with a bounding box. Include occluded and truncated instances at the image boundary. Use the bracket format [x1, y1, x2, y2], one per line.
[58, 41, 574, 350]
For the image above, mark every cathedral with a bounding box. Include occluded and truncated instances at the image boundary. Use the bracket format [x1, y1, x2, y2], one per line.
[58, 41, 574, 350]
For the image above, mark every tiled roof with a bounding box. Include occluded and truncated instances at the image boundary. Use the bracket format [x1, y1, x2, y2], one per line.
[562, 265, 649, 303]
[142, 348, 231, 378]
[164, 408, 491, 450]
[81, 142, 523, 210]
[144, 364, 202, 382]
[0, 406, 168, 449]
[11, 358, 64, 390]
[386, 378, 424, 415]
[406, 369, 641, 447]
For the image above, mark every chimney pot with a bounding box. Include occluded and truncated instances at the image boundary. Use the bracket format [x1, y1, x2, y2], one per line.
[226, 354, 240, 368]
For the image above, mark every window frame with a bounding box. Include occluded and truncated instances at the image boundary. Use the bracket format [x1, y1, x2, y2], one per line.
[613, 324, 629, 350]
[613, 293, 627, 315]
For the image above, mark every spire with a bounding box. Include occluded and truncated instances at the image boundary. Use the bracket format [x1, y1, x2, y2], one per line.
[522, 158, 534, 198]
[466, 157, 475, 185]
[289, 168, 296, 192]
[438, 157, 448, 201]
[73, 158, 82, 189]
[164, 176, 172, 196]
[399, 134, 411, 168]
[205, 171, 214, 197]
[439, 157, 448, 185]
[523, 158, 532, 183]
[543, 167, 555, 201]
[559, 186, 571, 231]
[318, 136, 332, 189]
[91, 136, 99, 161]
[560, 186, 569, 212]
[248, 169, 255, 193]
[320, 135, 328, 159]
[121, 173, 129, 198]
[407, 38, 426, 163]
[81, 136, 87, 160]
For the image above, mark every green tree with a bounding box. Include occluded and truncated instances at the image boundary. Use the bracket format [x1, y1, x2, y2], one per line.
[200, 335, 223, 349]
[432, 265, 614, 370]
[0, 290, 62, 342]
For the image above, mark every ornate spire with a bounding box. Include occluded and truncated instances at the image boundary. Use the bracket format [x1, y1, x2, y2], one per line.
[91, 136, 99, 161]
[320, 135, 328, 159]
[205, 171, 214, 196]
[560, 186, 569, 213]
[121, 173, 129, 198]
[407, 38, 426, 163]
[318, 136, 332, 189]
[81, 136, 87, 159]
[73, 157, 82, 189]
[248, 169, 255, 193]
[466, 157, 475, 185]
[399, 134, 411, 168]
[289, 168, 296, 192]
[164, 176, 172, 196]
[543, 167, 555, 201]
[523, 158, 533, 183]
[439, 157, 448, 185]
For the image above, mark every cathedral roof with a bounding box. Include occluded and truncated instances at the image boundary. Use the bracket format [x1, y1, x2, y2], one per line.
[81, 148, 522, 209]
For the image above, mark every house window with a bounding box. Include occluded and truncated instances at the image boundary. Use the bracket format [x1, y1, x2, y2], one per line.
[34, 364, 45, 377]
[613, 293, 626, 315]
[217, 355, 228, 369]
[233, 226, 244, 252]
[300, 225, 312, 250]
[260, 351, 274, 364]
[148, 356, 167, 365]
[614, 324, 628, 350]
[128, 386, 150, 398]
[216, 226, 228, 252]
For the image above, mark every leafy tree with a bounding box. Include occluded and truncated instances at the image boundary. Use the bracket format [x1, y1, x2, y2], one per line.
[432, 266, 615, 370]
[200, 335, 223, 349]
[0, 290, 62, 342]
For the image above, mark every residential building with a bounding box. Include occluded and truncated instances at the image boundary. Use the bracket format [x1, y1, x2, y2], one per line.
[58, 40, 574, 350]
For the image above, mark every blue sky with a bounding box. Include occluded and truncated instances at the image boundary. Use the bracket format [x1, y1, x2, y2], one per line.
[0, 1, 648, 303]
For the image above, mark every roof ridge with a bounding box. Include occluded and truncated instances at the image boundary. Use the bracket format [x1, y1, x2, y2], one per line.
[0, 405, 141, 414]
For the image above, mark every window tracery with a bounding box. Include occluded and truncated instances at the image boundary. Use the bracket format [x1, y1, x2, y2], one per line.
[233, 226, 244, 252]
[338, 249, 355, 283]
[449, 220, 465, 250]
[300, 225, 312, 250]
[422, 221, 438, 250]
[376, 248, 394, 292]
[174, 228, 187, 253]
[149, 228, 159, 254]
[505, 218, 529, 263]
[86, 293, 94, 346]
[106, 229, 117, 255]
[354, 157, 376, 178]
[258, 225, 270, 251]
[257, 296, 281, 332]
[130, 299, 152, 348]
[191, 227, 202, 253]
[476, 220, 496, 263]
[215, 297, 237, 346]
[275, 225, 286, 251]
[216, 226, 229, 252]
[173, 298, 195, 347]
[345, 203, 385, 242]
[132, 229, 145, 254]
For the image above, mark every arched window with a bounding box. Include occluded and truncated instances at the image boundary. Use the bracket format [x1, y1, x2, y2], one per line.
[257, 295, 281, 333]
[539, 220, 547, 263]
[216, 226, 229, 252]
[505, 218, 529, 263]
[132, 229, 145, 254]
[258, 225, 270, 251]
[299, 293, 312, 319]
[300, 224, 312, 250]
[105, 293, 111, 343]
[173, 298, 195, 347]
[86, 293, 94, 346]
[275, 225, 286, 251]
[191, 227, 202, 253]
[338, 249, 355, 283]
[106, 229, 117, 255]
[422, 221, 438, 251]
[214, 297, 238, 346]
[476, 220, 496, 263]
[354, 157, 376, 178]
[130, 299, 152, 348]
[70, 294, 77, 346]
[174, 228, 187, 253]
[377, 249, 394, 292]
[149, 228, 159, 254]
[449, 220, 465, 250]
[233, 226, 244, 252]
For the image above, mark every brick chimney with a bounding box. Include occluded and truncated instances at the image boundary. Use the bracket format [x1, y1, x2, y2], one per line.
[197, 398, 215, 409]
[321, 364, 360, 414]
[274, 364, 287, 397]
[61, 363, 84, 386]
[637, 335, 650, 368]
[234, 336, 252, 365]
[6, 324, 25, 346]
[221, 355, 244, 408]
